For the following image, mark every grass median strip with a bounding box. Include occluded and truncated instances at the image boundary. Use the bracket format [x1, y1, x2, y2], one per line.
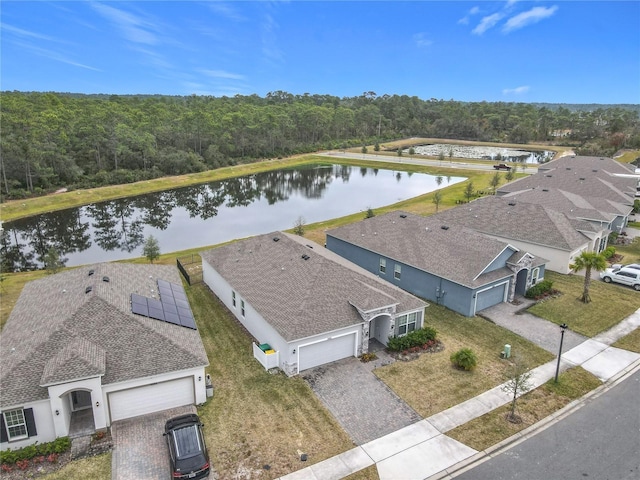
[446, 367, 602, 452]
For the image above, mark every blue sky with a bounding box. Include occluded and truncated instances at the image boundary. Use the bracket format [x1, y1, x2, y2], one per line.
[2, 1, 639, 104]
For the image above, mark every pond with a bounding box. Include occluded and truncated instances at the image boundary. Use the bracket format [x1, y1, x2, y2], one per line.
[1, 164, 465, 271]
[408, 144, 555, 164]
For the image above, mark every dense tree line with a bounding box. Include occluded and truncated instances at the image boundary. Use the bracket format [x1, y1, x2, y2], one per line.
[1, 91, 638, 199]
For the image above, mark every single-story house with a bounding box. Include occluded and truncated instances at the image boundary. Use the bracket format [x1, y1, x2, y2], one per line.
[1, 263, 209, 450]
[433, 196, 594, 274]
[200, 232, 427, 376]
[326, 211, 546, 317]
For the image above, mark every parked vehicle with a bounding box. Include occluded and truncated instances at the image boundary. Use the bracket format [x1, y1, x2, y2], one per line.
[164, 414, 210, 479]
[600, 267, 640, 291]
[493, 163, 512, 171]
[611, 263, 640, 271]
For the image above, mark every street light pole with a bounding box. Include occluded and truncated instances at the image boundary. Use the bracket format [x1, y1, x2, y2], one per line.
[555, 323, 568, 383]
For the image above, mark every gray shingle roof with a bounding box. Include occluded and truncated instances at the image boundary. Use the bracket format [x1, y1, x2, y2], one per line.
[433, 196, 590, 251]
[200, 232, 427, 342]
[326, 211, 518, 289]
[1, 263, 209, 408]
[498, 156, 636, 204]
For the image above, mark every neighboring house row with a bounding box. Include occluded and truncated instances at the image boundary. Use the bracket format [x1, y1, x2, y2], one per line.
[0, 264, 208, 451]
[201, 232, 428, 376]
[326, 211, 546, 317]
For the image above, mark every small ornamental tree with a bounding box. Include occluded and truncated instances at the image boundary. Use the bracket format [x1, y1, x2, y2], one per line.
[501, 358, 534, 423]
[361, 145, 368, 154]
[143, 235, 161, 263]
[464, 181, 475, 203]
[505, 168, 515, 182]
[365, 207, 375, 219]
[293, 216, 306, 236]
[374, 142, 380, 152]
[432, 190, 443, 213]
[490, 171, 501, 192]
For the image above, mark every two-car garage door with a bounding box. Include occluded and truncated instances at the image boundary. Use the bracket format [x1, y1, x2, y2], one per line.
[298, 332, 357, 372]
[108, 376, 194, 422]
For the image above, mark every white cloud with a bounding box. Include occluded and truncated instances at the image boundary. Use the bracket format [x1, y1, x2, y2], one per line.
[91, 3, 158, 45]
[12, 39, 101, 71]
[503, 6, 558, 33]
[198, 69, 246, 80]
[207, 2, 247, 22]
[502, 85, 530, 95]
[413, 33, 433, 48]
[458, 6, 480, 25]
[472, 13, 504, 35]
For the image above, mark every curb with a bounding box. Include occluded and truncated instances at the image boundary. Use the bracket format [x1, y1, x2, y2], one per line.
[431, 357, 640, 480]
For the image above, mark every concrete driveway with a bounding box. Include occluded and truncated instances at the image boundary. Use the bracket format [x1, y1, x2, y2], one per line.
[478, 296, 587, 354]
[111, 405, 196, 480]
[302, 347, 421, 445]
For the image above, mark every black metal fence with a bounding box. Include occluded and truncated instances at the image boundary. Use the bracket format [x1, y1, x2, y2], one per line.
[177, 254, 203, 285]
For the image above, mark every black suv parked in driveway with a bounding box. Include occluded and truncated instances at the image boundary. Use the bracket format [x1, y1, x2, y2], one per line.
[164, 414, 210, 479]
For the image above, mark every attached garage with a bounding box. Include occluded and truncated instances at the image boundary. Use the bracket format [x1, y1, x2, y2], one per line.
[298, 332, 357, 372]
[475, 282, 508, 313]
[108, 376, 195, 422]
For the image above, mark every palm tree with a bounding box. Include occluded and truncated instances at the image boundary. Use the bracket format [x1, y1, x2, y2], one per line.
[570, 251, 608, 303]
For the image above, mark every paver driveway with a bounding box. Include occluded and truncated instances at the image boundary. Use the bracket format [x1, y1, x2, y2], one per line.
[302, 349, 421, 445]
[111, 405, 196, 480]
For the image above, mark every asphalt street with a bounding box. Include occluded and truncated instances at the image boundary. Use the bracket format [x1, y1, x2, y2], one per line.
[454, 368, 640, 480]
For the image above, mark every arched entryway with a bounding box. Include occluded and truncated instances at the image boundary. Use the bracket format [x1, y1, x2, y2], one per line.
[515, 268, 529, 296]
[369, 313, 392, 347]
[66, 390, 96, 438]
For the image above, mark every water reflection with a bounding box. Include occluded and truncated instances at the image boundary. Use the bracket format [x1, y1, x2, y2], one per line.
[1, 164, 464, 271]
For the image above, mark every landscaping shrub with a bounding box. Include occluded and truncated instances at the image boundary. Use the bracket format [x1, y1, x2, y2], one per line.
[525, 279, 554, 299]
[450, 348, 478, 371]
[0, 437, 71, 465]
[387, 326, 437, 352]
[602, 246, 616, 259]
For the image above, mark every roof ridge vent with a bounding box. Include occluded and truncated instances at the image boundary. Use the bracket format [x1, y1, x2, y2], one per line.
[301, 254, 310, 260]
[508, 201, 516, 206]
[440, 225, 449, 230]
[399, 214, 407, 218]
[542, 189, 549, 192]
[88, 269, 95, 276]
[102, 276, 110, 282]
[592, 169, 598, 172]
[273, 237, 280, 242]
[545, 174, 552, 177]
[85, 286, 93, 294]
[579, 177, 585, 180]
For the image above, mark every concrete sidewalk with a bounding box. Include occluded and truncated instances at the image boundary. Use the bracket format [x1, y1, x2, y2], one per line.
[278, 308, 640, 480]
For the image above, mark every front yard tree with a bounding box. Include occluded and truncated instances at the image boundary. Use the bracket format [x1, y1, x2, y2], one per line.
[570, 251, 607, 303]
[143, 235, 161, 263]
[505, 168, 515, 182]
[464, 181, 474, 203]
[501, 358, 534, 423]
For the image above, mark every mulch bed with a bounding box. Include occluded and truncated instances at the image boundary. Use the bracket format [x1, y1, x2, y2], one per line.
[388, 340, 445, 362]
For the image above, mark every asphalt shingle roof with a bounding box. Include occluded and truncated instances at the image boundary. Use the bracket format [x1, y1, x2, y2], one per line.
[433, 196, 590, 251]
[200, 232, 427, 342]
[0, 263, 209, 408]
[326, 211, 518, 289]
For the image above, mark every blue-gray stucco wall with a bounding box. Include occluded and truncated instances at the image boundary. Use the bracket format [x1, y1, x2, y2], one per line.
[326, 235, 510, 317]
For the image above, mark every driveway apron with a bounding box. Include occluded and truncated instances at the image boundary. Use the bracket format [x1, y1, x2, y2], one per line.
[302, 353, 421, 446]
[111, 405, 196, 480]
[479, 297, 587, 354]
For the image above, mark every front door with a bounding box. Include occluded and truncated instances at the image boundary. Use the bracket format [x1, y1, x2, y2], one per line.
[71, 391, 92, 411]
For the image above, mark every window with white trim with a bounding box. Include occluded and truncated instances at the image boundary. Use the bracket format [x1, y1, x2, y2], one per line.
[394, 264, 402, 280]
[241, 300, 245, 317]
[379, 258, 386, 274]
[397, 312, 417, 336]
[232, 291, 236, 308]
[4, 409, 27, 440]
[531, 267, 540, 284]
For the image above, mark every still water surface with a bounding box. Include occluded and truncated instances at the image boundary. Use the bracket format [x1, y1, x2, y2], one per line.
[2, 164, 465, 271]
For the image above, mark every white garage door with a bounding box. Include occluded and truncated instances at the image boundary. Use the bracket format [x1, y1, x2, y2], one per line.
[476, 283, 507, 313]
[109, 376, 194, 422]
[299, 332, 356, 372]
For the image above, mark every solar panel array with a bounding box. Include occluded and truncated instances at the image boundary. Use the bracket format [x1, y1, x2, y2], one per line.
[130, 279, 197, 330]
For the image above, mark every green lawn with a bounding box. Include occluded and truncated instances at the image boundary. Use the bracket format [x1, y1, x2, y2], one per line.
[613, 328, 640, 353]
[375, 304, 554, 418]
[528, 271, 640, 337]
[42, 453, 111, 480]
